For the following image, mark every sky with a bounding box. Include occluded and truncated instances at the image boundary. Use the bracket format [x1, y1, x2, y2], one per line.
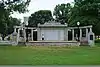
[11, 0, 74, 22]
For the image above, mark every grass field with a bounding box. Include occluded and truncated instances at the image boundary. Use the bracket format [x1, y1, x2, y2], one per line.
[0, 43, 100, 65]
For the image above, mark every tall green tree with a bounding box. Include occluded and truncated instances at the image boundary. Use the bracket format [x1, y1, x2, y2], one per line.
[0, 0, 30, 13]
[7, 17, 21, 34]
[0, 0, 30, 38]
[69, 0, 100, 35]
[53, 3, 72, 24]
[28, 10, 53, 27]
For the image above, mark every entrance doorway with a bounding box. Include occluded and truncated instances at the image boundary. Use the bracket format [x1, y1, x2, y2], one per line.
[68, 30, 72, 41]
[33, 30, 37, 41]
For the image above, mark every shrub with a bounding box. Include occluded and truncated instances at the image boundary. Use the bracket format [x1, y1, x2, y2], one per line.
[95, 39, 100, 43]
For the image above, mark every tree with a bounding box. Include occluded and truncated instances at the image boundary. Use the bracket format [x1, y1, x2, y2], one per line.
[7, 17, 21, 34]
[68, 0, 100, 35]
[28, 10, 53, 27]
[0, 0, 30, 13]
[53, 3, 72, 24]
[0, 0, 30, 38]
[0, 16, 21, 39]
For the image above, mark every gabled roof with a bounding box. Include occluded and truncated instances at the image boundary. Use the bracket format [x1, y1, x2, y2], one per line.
[38, 21, 68, 28]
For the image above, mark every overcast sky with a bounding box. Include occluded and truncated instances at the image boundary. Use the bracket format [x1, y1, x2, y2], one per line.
[11, 0, 74, 22]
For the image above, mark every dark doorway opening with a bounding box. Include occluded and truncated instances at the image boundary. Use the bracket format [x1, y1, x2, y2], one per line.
[33, 31, 37, 41]
[68, 31, 72, 41]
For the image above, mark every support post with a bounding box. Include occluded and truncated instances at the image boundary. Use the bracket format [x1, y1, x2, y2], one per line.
[37, 28, 41, 41]
[90, 27, 92, 32]
[66, 29, 68, 41]
[86, 28, 88, 40]
[26, 26, 28, 42]
[14, 28, 16, 33]
[64, 28, 68, 41]
[80, 28, 82, 41]
[72, 29, 74, 41]
[77, 26, 80, 41]
[17, 29, 20, 44]
[23, 28, 26, 42]
[31, 29, 33, 41]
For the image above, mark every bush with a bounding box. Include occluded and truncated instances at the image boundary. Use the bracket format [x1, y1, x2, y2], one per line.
[95, 39, 100, 43]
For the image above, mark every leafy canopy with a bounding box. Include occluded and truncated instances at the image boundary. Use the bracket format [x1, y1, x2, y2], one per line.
[0, 0, 30, 37]
[53, 3, 72, 24]
[68, 0, 100, 35]
[28, 10, 53, 27]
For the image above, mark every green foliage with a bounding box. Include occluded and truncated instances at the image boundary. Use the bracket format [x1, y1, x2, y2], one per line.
[0, 0, 30, 13]
[0, 16, 21, 37]
[68, 0, 100, 35]
[0, 8, 10, 36]
[95, 39, 100, 43]
[52, 0, 100, 35]
[7, 17, 21, 34]
[28, 10, 53, 27]
[53, 3, 72, 24]
[0, 10, 20, 37]
[0, 0, 30, 37]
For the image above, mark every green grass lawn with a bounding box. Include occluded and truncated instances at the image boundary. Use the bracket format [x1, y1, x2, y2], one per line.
[0, 43, 100, 65]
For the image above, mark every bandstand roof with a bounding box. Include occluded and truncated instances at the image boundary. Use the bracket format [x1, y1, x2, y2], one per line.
[38, 21, 68, 28]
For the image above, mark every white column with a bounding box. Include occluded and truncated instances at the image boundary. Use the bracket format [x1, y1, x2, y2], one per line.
[90, 27, 92, 32]
[37, 28, 41, 41]
[23, 28, 26, 42]
[86, 28, 88, 40]
[17, 29, 20, 44]
[72, 29, 74, 41]
[31, 29, 33, 41]
[66, 29, 68, 41]
[80, 28, 82, 41]
[14, 28, 16, 32]
[67, 31, 68, 41]
[64, 28, 67, 41]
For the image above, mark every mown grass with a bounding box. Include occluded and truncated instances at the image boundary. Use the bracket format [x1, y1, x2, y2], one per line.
[0, 43, 100, 65]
